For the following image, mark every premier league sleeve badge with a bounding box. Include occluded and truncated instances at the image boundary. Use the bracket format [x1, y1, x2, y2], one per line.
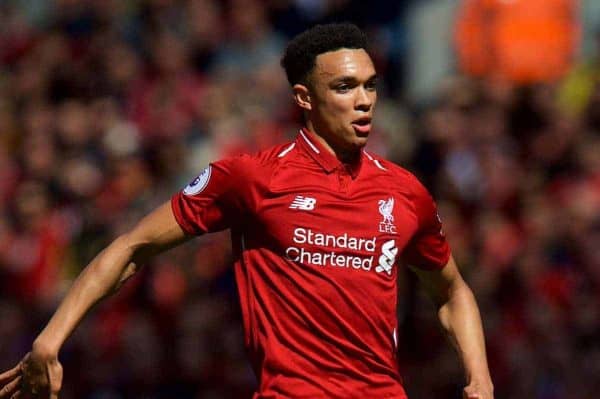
[183, 166, 212, 196]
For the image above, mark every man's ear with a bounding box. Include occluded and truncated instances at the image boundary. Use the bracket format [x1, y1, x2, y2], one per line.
[293, 83, 311, 111]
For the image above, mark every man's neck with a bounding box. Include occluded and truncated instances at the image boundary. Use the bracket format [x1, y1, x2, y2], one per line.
[303, 124, 360, 164]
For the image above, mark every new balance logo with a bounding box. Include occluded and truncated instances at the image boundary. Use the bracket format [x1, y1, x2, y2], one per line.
[289, 196, 317, 210]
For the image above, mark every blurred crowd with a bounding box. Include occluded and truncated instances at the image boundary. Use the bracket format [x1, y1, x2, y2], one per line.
[0, 0, 599, 398]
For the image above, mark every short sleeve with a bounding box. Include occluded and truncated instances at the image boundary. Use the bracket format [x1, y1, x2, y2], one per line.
[171, 156, 249, 235]
[402, 179, 451, 270]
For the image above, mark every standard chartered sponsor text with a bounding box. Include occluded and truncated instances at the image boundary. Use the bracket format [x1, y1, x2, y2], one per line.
[286, 228, 377, 271]
[292, 228, 376, 251]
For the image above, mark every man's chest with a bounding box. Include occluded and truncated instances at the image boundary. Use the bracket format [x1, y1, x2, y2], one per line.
[250, 166, 419, 278]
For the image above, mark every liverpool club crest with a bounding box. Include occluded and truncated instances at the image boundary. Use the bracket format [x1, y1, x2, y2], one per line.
[378, 197, 396, 233]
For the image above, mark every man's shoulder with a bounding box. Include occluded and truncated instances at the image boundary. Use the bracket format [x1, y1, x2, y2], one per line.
[363, 151, 422, 186]
[215, 141, 298, 181]
[252, 141, 299, 165]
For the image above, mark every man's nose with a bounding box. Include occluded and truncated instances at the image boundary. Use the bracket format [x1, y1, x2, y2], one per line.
[355, 87, 373, 111]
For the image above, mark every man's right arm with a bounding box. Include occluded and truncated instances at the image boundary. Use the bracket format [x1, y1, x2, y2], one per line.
[33, 201, 190, 356]
[0, 201, 190, 398]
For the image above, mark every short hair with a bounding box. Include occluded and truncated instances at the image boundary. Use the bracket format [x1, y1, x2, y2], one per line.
[281, 23, 369, 87]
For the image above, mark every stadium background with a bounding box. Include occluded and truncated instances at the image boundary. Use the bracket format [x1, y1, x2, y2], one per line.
[1, 0, 599, 397]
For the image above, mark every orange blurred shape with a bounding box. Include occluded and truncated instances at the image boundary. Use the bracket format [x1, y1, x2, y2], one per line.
[455, 0, 580, 85]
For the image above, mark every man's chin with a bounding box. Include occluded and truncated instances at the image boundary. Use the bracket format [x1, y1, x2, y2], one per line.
[351, 136, 369, 148]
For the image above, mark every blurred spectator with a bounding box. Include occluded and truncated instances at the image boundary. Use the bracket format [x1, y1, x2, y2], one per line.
[455, 0, 580, 85]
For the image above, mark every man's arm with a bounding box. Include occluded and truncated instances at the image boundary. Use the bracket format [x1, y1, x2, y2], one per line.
[0, 201, 190, 399]
[410, 256, 494, 399]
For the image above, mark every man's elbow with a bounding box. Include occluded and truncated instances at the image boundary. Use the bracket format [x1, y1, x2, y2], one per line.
[115, 231, 155, 262]
[113, 261, 141, 292]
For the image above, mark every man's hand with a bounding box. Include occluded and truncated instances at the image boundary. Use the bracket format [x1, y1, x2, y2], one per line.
[0, 351, 63, 399]
[463, 379, 494, 399]
[22, 350, 63, 399]
[0, 363, 21, 398]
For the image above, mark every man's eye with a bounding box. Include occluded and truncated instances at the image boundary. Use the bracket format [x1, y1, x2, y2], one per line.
[365, 81, 377, 91]
[336, 85, 350, 92]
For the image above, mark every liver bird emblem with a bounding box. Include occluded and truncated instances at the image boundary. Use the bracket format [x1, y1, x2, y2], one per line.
[378, 198, 394, 224]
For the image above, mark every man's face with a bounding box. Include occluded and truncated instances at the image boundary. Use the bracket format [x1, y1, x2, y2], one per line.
[304, 48, 377, 153]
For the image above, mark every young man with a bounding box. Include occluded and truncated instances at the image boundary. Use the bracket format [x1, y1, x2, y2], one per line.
[0, 24, 493, 399]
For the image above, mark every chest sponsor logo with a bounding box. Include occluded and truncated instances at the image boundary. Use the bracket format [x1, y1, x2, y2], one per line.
[183, 166, 211, 196]
[375, 239, 398, 275]
[284, 228, 397, 277]
[289, 195, 317, 210]
[378, 197, 397, 233]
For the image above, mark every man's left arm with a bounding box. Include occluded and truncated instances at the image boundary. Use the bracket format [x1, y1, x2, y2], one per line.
[410, 256, 494, 399]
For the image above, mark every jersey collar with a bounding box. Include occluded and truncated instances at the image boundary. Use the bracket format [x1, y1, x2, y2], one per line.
[296, 128, 364, 179]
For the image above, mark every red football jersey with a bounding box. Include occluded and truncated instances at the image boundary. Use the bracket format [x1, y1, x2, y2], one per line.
[171, 129, 450, 398]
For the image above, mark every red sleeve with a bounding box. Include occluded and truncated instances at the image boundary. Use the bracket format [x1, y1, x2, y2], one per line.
[402, 178, 451, 270]
[170, 156, 249, 235]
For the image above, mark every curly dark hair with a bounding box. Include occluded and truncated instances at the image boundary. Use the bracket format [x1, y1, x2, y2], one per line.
[281, 23, 369, 87]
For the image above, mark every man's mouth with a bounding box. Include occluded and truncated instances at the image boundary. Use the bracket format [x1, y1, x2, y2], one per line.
[351, 117, 372, 134]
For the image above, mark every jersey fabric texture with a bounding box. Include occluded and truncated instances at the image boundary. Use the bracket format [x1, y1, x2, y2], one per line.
[171, 128, 451, 399]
